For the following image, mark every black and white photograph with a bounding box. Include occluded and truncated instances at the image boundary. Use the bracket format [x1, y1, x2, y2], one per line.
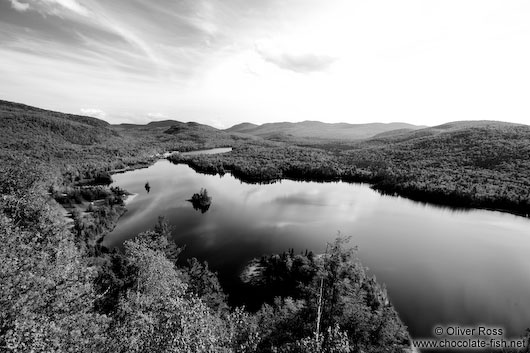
[1, 1, 529, 352]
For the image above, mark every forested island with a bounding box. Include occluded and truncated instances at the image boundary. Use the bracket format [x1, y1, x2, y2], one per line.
[2, 100, 530, 352]
[188, 188, 212, 213]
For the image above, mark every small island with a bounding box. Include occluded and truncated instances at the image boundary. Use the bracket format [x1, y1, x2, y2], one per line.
[188, 188, 212, 213]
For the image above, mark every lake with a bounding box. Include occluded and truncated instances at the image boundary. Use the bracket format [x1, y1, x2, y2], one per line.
[103, 158, 530, 340]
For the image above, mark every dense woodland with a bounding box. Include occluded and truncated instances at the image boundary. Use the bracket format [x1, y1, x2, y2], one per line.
[170, 122, 530, 216]
[0, 163, 412, 352]
[2, 100, 530, 352]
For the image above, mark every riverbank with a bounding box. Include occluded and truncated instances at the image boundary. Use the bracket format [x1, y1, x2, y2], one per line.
[56, 148, 236, 251]
[168, 144, 530, 218]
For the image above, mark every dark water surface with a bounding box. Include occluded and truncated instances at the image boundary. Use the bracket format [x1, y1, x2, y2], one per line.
[104, 159, 530, 339]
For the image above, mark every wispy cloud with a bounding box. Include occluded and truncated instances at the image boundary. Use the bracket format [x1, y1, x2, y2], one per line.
[258, 47, 336, 74]
[2, 0, 530, 127]
[5, 0, 162, 68]
[81, 108, 106, 119]
[14, 0, 91, 17]
[9, 0, 29, 12]
[147, 112, 168, 119]
[42, 0, 90, 17]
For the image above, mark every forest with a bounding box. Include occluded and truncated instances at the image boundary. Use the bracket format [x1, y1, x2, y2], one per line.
[170, 122, 530, 216]
[0, 100, 418, 352]
[0, 161, 412, 352]
[2, 100, 530, 352]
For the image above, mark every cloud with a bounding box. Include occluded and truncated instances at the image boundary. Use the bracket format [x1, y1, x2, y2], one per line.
[6, 0, 160, 67]
[15, 0, 90, 17]
[258, 47, 336, 73]
[44, 0, 89, 16]
[147, 112, 167, 119]
[80, 108, 106, 119]
[9, 0, 30, 12]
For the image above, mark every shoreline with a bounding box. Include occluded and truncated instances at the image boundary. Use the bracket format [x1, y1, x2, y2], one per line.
[123, 192, 138, 205]
[170, 157, 530, 219]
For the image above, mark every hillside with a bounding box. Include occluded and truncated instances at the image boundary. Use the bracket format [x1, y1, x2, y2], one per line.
[369, 120, 525, 143]
[225, 122, 259, 133]
[113, 119, 183, 129]
[0, 101, 239, 185]
[173, 120, 530, 216]
[0, 100, 115, 147]
[0, 100, 126, 172]
[0, 100, 414, 352]
[4, 100, 528, 217]
[225, 120, 424, 140]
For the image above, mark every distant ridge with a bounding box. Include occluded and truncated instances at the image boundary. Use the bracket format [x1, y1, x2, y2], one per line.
[0, 99, 109, 128]
[225, 120, 425, 140]
[225, 122, 259, 133]
[369, 120, 527, 142]
[146, 120, 181, 127]
[114, 119, 182, 129]
[164, 121, 219, 134]
[114, 120, 221, 132]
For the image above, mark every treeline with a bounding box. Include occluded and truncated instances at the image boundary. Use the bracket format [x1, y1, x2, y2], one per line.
[168, 144, 345, 183]
[168, 125, 530, 216]
[0, 100, 243, 193]
[240, 240, 410, 351]
[0, 162, 414, 352]
[3, 100, 530, 351]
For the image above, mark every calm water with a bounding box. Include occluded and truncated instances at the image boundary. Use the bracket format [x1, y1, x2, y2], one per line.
[181, 147, 233, 156]
[104, 159, 530, 339]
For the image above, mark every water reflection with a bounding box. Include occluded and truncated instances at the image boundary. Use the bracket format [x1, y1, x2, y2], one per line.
[104, 160, 530, 340]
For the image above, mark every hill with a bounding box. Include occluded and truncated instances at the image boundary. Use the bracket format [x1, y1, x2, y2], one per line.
[0, 99, 414, 353]
[0, 100, 119, 166]
[370, 120, 525, 143]
[173, 119, 530, 215]
[3, 99, 529, 215]
[0, 100, 114, 146]
[113, 120, 181, 129]
[0, 101, 235, 183]
[164, 121, 220, 134]
[225, 122, 259, 133]
[225, 120, 424, 140]
[147, 119, 181, 127]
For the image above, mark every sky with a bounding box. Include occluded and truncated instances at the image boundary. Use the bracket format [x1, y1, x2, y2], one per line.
[1, 0, 530, 127]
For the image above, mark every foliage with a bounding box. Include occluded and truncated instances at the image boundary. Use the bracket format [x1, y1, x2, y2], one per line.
[189, 188, 212, 213]
[170, 123, 530, 216]
[0, 166, 109, 352]
[13, 100, 530, 352]
[247, 238, 410, 353]
[184, 257, 228, 312]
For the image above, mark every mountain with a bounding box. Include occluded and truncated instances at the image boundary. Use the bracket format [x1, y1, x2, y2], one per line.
[113, 120, 182, 129]
[114, 120, 220, 133]
[225, 120, 425, 140]
[225, 122, 259, 133]
[0, 99, 116, 149]
[0, 100, 110, 128]
[146, 120, 181, 128]
[164, 121, 219, 134]
[0, 100, 208, 170]
[369, 120, 526, 143]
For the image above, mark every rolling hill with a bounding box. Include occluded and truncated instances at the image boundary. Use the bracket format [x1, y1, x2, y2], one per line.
[369, 120, 526, 142]
[0, 101, 193, 176]
[225, 120, 425, 140]
[3, 99, 530, 217]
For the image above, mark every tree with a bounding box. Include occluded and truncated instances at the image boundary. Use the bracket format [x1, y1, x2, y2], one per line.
[184, 258, 228, 312]
[106, 237, 229, 353]
[0, 193, 109, 352]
